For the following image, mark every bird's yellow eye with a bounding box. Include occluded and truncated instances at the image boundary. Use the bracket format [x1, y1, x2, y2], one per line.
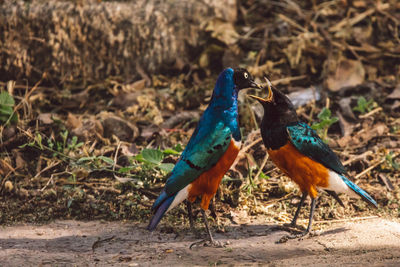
[244, 72, 249, 79]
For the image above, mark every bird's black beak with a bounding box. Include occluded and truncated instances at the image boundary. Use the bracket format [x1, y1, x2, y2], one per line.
[248, 77, 274, 103]
[249, 80, 262, 89]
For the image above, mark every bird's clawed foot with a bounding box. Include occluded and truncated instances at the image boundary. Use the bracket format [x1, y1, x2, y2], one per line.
[276, 197, 318, 243]
[274, 221, 312, 243]
[269, 223, 302, 234]
[275, 230, 318, 244]
[189, 238, 225, 249]
[189, 209, 225, 249]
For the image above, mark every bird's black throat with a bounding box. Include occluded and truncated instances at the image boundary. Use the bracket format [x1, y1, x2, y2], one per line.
[259, 88, 299, 150]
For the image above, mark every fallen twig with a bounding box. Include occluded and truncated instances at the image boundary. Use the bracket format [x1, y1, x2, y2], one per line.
[35, 160, 62, 179]
[329, 4, 389, 32]
[272, 75, 307, 85]
[354, 152, 399, 179]
[263, 192, 295, 205]
[241, 137, 263, 153]
[359, 107, 383, 119]
[254, 153, 269, 181]
[343, 151, 373, 166]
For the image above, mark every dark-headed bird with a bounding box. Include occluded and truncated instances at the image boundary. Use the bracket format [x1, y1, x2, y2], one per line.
[148, 68, 260, 246]
[249, 80, 377, 238]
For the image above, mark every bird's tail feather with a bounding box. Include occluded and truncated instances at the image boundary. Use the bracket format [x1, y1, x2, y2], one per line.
[340, 175, 378, 208]
[147, 195, 175, 231]
[325, 190, 345, 207]
[152, 190, 168, 211]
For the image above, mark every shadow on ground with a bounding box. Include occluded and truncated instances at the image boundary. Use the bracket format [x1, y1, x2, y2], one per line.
[1, 218, 400, 266]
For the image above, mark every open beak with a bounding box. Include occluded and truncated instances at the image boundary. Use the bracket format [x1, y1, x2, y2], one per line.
[249, 80, 263, 89]
[248, 77, 274, 103]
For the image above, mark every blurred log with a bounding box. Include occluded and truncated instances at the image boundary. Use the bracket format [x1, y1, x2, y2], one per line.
[0, 0, 237, 84]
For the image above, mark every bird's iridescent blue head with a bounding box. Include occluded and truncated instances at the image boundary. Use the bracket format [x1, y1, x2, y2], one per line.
[211, 68, 260, 105]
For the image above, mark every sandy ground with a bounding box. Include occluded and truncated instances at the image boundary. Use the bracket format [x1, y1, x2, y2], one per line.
[1, 217, 400, 266]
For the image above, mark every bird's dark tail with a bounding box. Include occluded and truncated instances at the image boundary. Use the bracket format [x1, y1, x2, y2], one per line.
[340, 175, 378, 208]
[147, 195, 175, 231]
[325, 190, 345, 207]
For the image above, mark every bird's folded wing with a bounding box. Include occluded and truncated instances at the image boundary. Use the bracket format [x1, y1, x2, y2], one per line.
[165, 121, 232, 195]
[286, 122, 346, 174]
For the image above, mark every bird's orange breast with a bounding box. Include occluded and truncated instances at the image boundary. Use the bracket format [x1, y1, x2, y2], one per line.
[268, 141, 329, 198]
[188, 139, 240, 210]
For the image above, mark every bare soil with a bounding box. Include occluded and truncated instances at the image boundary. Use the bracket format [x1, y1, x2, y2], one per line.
[1, 217, 399, 266]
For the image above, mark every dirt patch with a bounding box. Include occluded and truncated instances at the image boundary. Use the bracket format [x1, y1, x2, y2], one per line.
[1, 217, 399, 266]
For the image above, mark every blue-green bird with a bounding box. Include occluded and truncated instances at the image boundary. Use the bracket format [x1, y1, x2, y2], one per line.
[148, 68, 260, 245]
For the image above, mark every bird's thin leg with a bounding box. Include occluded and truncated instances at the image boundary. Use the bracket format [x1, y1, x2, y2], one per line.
[189, 210, 223, 249]
[293, 197, 317, 237]
[186, 200, 195, 232]
[201, 209, 214, 243]
[304, 197, 317, 234]
[290, 192, 307, 227]
[208, 198, 217, 219]
[276, 197, 317, 243]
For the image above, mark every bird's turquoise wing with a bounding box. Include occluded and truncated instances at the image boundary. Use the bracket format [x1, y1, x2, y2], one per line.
[286, 122, 346, 174]
[164, 120, 233, 196]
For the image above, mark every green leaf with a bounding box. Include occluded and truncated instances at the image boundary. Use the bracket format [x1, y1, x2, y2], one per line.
[60, 130, 68, 140]
[134, 154, 145, 163]
[77, 156, 96, 164]
[56, 142, 63, 152]
[311, 107, 338, 142]
[173, 144, 183, 152]
[67, 198, 74, 208]
[159, 163, 175, 173]
[353, 96, 375, 114]
[47, 139, 54, 150]
[317, 107, 331, 121]
[330, 117, 339, 124]
[67, 135, 83, 150]
[75, 142, 84, 148]
[98, 156, 114, 165]
[386, 152, 400, 170]
[141, 149, 163, 164]
[311, 122, 322, 130]
[318, 120, 330, 128]
[70, 136, 78, 147]
[0, 90, 15, 107]
[259, 172, 270, 179]
[359, 96, 367, 103]
[0, 91, 18, 124]
[36, 133, 43, 150]
[61, 130, 68, 147]
[118, 166, 134, 174]
[162, 148, 180, 155]
[5, 112, 18, 124]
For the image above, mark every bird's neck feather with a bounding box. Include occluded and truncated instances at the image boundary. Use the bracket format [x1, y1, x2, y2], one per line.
[210, 84, 238, 108]
[260, 105, 298, 150]
[263, 104, 299, 129]
[208, 87, 241, 140]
